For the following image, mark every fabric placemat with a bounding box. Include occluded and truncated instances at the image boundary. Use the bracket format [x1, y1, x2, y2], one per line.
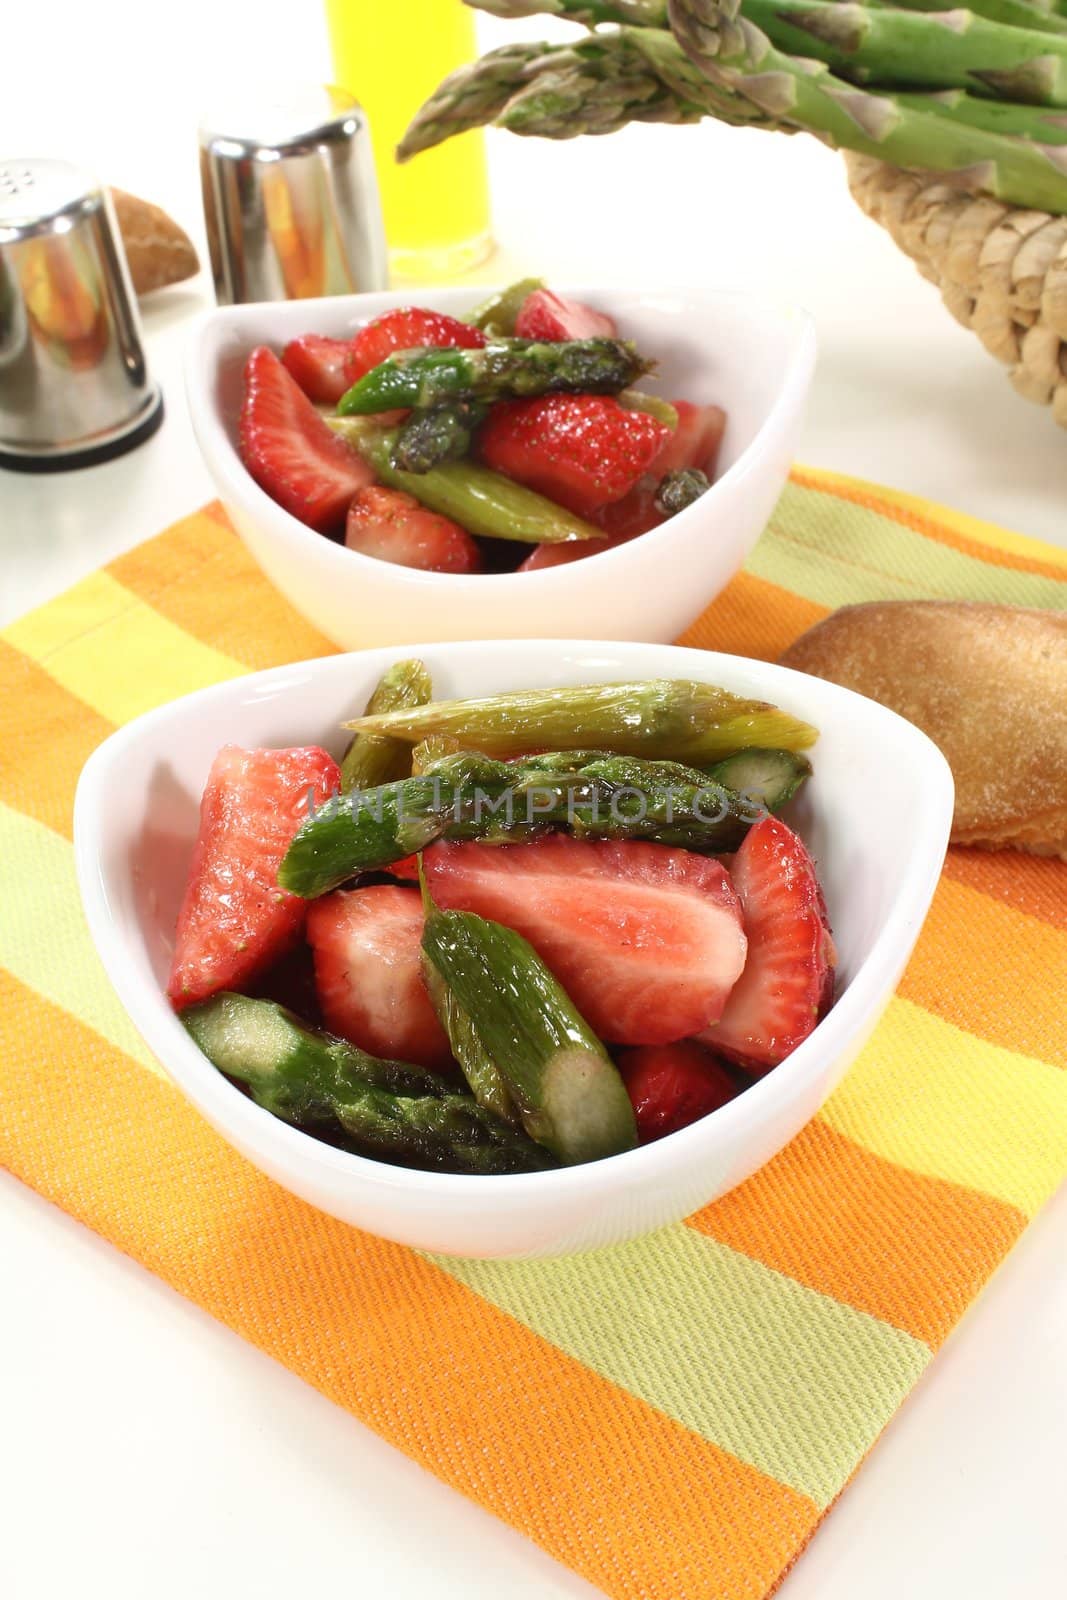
[2, 469, 1065, 1600]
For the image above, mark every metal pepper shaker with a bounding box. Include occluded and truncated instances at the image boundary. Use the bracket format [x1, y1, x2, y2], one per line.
[198, 85, 388, 306]
[0, 158, 163, 472]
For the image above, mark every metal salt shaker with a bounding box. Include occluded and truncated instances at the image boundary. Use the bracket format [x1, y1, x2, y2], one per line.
[198, 86, 388, 305]
[0, 158, 163, 472]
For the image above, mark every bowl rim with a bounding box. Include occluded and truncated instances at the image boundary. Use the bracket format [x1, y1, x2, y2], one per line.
[74, 638, 954, 1205]
[185, 282, 817, 591]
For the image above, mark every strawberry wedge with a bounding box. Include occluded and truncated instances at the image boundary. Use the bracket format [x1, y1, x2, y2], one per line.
[168, 745, 341, 1009]
[307, 885, 453, 1070]
[514, 289, 618, 342]
[699, 816, 836, 1073]
[346, 485, 482, 573]
[617, 1042, 740, 1143]
[281, 334, 353, 405]
[344, 306, 486, 386]
[239, 346, 373, 532]
[423, 837, 747, 1046]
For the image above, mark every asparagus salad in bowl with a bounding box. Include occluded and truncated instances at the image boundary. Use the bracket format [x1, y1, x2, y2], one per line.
[75, 640, 952, 1257]
[186, 285, 815, 648]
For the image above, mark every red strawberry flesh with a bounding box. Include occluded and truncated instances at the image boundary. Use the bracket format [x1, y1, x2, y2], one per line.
[168, 744, 341, 1009]
[345, 485, 482, 574]
[617, 1041, 740, 1142]
[344, 307, 486, 387]
[594, 401, 727, 540]
[698, 816, 836, 1073]
[239, 346, 373, 532]
[281, 334, 353, 405]
[514, 289, 618, 342]
[423, 836, 747, 1045]
[307, 885, 454, 1070]
[478, 393, 670, 518]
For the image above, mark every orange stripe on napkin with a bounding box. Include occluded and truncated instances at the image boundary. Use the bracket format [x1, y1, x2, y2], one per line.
[687, 1119, 1025, 1349]
[679, 570, 827, 661]
[0, 968, 818, 1600]
[0, 640, 113, 839]
[942, 847, 1067, 934]
[109, 511, 334, 672]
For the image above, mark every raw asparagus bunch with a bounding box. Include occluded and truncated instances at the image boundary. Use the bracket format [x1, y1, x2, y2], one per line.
[183, 991, 554, 1174]
[402, 1, 1067, 214]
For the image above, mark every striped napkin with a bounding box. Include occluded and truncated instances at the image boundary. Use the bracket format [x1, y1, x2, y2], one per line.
[1, 470, 1065, 1600]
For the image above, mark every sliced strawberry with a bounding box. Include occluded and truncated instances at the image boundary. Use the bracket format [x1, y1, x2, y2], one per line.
[478, 394, 670, 517]
[281, 334, 353, 405]
[594, 401, 728, 539]
[168, 745, 341, 1010]
[514, 289, 618, 342]
[423, 837, 747, 1045]
[345, 485, 482, 574]
[617, 1042, 740, 1143]
[387, 854, 421, 882]
[698, 816, 836, 1073]
[239, 347, 373, 532]
[307, 885, 453, 1070]
[344, 307, 486, 387]
[517, 537, 613, 572]
[657, 400, 727, 477]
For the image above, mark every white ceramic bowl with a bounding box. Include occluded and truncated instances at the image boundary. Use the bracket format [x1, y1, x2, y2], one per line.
[186, 287, 815, 649]
[75, 640, 952, 1259]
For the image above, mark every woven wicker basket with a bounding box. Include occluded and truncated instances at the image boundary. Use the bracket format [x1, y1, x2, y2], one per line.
[846, 152, 1067, 429]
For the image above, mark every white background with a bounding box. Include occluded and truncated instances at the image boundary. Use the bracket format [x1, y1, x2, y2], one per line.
[2, 4, 1065, 1597]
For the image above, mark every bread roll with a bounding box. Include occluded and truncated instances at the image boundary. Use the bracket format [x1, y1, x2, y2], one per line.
[779, 601, 1067, 859]
[110, 189, 198, 296]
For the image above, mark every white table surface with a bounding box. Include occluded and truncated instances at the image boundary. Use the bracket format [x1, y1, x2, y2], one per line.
[2, 5, 1065, 1597]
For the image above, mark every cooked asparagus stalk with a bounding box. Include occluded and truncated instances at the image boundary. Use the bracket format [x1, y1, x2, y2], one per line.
[618, 389, 680, 427]
[337, 337, 653, 415]
[422, 956, 520, 1125]
[411, 734, 466, 774]
[654, 467, 710, 514]
[465, 277, 545, 335]
[390, 401, 489, 474]
[333, 1085, 556, 1173]
[341, 658, 433, 794]
[705, 746, 812, 810]
[421, 903, 637, 1164]
[328, 419, 602, 544]
[277, 749, 773, 899]
[181, 991, 451, 1121]
[346, 679, 818, 761]
[745, 0, 1067, 106]
[667, 0, 1067, 209]
[182, 991, 550, 1174]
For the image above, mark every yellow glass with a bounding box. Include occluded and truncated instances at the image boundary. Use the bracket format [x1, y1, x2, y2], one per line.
[325, 0, 492, 279]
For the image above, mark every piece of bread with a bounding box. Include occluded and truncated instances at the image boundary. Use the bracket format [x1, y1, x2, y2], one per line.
[779, 600, 1067, 859]
[110, 188, 198, 296]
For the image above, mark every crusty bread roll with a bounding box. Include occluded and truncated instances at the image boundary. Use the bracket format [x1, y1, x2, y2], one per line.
[110, 189, 198, 296]
[779, 601, 1067, 859]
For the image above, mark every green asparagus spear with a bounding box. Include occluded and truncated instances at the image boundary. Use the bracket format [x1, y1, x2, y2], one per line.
[654, 467, 710, 514]
[422, 956, 520, 1124]
[277, 749, 769, 899]
[328, 418, 602, 543]
[886, 0, 1067, 41]
[337, 337, 653, 415]
[397, 42, 557, 161]
[333, 1085, 556, 1173]
[667, 0, 1067, 210]
[411, 734, 466, 774]
[618, 389, 680, 428]
[745, 0, 1067, 106]
[705, 746, 812, 811]
[182, 992, 550, 1174]
[390, 401, 489, 474]
[181, 991, 451, 1122]
[340, 658, 433, 794]
[421, 904, 637, 1164]
[471, 0, 669, 22]
[464, 277, 545, 335]
[346, 679, 818, 761]
[897, 85, 1067, 143]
